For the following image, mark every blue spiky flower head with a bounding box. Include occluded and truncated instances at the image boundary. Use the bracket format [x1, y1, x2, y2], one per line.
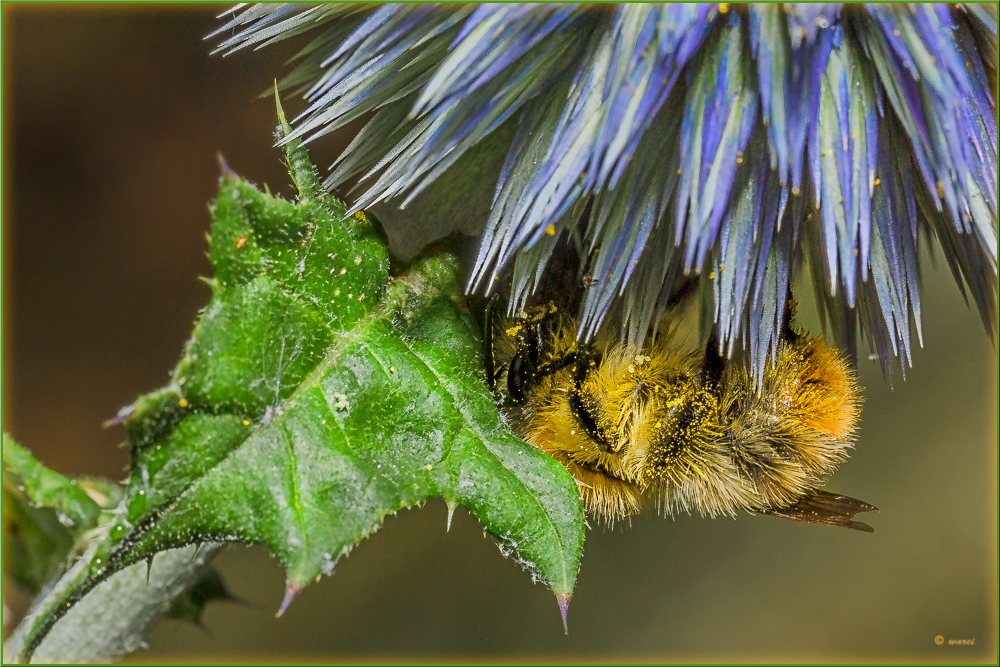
[212, 3, 997, 381]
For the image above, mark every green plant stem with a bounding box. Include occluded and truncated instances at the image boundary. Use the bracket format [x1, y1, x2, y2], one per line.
[3, 543, 219, 663]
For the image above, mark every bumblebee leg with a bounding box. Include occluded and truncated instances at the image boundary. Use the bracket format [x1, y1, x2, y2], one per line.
[780, 288, 801, 344]
[534, 350, 579, 379]
[483, 294, 500, 390]
[505, 302, 565, 400]
[567, 348, 612, 452]
[506, 350, 531, 402]
[507, 339, 579, 402]
[523, 302, 560, 366]
[700, 324, 726, 388]
[526, 320, 542, 368]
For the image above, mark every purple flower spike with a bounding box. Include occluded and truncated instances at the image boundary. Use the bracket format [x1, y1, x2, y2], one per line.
[216, 3, 997, 380]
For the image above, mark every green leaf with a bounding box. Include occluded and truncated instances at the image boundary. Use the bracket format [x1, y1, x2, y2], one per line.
[1, 435, 108, 594]
[3, 435, 101, 532]
[2, 475, 76, 596]
[16, 118, 584, 661]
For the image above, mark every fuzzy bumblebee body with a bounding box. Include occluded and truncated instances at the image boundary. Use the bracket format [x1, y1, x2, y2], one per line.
[486, 304, 874, 530]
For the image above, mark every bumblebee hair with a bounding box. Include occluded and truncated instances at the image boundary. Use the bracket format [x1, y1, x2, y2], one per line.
[485, 301, 875, 530]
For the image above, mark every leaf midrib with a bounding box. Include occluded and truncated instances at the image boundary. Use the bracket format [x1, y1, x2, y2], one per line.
[402, 342, 574, 592]
[114, 271, 428, 553]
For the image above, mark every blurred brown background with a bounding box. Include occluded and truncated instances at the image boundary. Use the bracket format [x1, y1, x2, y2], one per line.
[3, 5, 997, 662]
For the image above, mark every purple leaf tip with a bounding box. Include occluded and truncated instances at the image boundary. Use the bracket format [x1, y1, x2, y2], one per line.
[557, 592, 572, 634]
[217, 153, 237, 179]
[276, 583, 301, 618]
[103, 402, 136, 428]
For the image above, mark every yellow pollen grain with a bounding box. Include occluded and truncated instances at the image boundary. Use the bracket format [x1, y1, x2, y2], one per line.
[425, 464, 433, 471]
[545, 224, 556, 236]
[354, 211, 367, 222]
[236, 236, 247, 249]
[389, 366, 396, 373]
[719, 3, 729, 13]
[936, 181, 945, 198]
[178, 398, 188, 408]
[243, 419, 250, 426]
[873, 178, 881, 185]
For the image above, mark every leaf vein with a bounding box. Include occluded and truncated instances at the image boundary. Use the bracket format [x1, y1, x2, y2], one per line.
[388, 338, 462, 465]
[278, 421, 308, 558]
[401, 345, 572, 590]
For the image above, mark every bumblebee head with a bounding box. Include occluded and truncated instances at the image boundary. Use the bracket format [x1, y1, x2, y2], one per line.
[527, 342, 721, 519]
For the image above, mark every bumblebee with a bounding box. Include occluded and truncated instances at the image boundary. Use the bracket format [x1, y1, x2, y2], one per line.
[484, 299, 876, 531]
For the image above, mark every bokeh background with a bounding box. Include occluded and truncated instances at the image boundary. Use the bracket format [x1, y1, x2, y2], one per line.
[3, 5, 996, 662]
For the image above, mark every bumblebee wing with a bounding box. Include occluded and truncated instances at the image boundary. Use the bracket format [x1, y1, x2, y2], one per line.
[762, 489, 878, 533]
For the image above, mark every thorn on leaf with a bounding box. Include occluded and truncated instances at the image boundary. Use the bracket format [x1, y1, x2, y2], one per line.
[217, 153, 237, 179]
[276, 583, 301, 618]
[557, 593, 572, 635]
[103, 403, 136, 428]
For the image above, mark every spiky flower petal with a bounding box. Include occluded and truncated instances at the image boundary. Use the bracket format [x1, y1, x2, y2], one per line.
[212, 3, 997, 380]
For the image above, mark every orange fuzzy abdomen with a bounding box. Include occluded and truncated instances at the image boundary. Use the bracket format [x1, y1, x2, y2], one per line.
[707, 336, 861, 515]
[791, 339, 860, 441]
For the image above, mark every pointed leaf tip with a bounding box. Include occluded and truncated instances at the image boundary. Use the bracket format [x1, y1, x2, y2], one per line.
[276, 583, 301, 618]
[274, 80, 292, 139]
[217, 154, 237, 179]
[557, 592, 572, 634]
[274, 85, 323, 201]
[103, 402, 136, 428]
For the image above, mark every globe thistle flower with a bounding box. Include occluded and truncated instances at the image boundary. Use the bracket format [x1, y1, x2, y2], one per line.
[211, 3, 997, 381]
